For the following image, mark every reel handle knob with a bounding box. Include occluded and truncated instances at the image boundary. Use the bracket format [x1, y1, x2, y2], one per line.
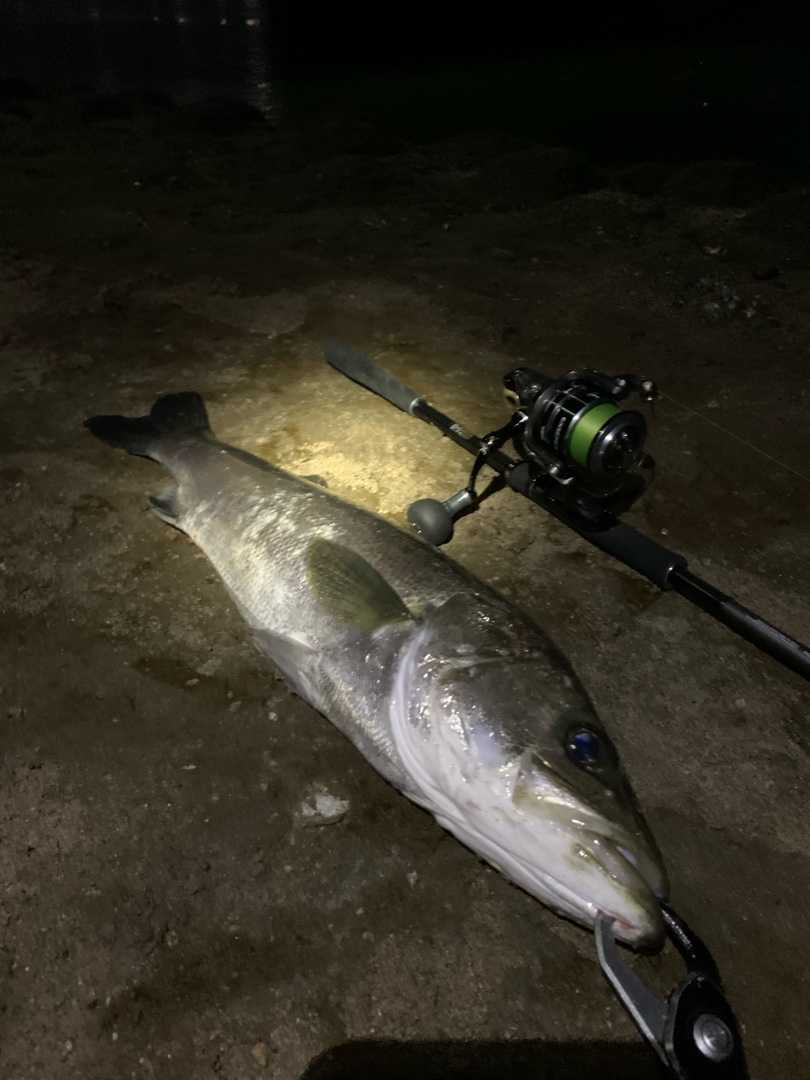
[408, 490, 476, 546]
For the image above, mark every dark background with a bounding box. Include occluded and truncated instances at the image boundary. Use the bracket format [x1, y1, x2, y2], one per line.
[3, 1, 808, 173]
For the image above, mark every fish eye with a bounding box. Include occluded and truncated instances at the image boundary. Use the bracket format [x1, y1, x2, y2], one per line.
[566, 728, 606, 769]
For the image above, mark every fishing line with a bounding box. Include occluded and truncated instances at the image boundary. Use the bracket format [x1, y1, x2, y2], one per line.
[659, 392, 810, 485]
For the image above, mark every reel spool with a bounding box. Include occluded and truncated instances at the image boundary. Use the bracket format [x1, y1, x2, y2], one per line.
[503, 367, 657, 490]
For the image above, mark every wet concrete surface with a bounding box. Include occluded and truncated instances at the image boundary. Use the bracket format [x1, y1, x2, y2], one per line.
[1, 75, 809, 1079]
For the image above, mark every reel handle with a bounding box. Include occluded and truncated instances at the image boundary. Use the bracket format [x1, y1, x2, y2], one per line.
[408, 490, 476, 545]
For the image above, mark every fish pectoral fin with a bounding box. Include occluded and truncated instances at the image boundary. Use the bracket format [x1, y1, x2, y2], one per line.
[148, 485, 181, 525]
[306, 538, 413, 633]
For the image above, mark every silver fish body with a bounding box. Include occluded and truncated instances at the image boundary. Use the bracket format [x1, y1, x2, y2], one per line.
[86, 393, 668, 947]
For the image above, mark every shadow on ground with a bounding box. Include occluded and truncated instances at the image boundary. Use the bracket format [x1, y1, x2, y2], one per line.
[302, 1039, 661, 1080]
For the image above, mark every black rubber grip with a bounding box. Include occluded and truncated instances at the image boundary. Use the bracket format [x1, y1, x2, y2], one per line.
[325, 343, 422, 414]
[583, 522, 687, 590]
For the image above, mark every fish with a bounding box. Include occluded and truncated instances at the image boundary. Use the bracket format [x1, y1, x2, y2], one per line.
[85, 391, 668, 947]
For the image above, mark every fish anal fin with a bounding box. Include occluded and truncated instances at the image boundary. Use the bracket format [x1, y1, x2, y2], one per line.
[148, 486, 181, 526]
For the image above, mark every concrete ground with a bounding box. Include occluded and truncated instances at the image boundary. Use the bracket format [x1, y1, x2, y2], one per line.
[1, 69, 809, 1079]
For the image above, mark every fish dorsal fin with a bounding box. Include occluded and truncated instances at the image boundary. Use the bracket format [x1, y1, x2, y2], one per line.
[306, 538, 412, 633]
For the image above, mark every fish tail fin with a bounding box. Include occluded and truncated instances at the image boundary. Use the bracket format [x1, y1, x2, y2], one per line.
[84, 392, 212, 460]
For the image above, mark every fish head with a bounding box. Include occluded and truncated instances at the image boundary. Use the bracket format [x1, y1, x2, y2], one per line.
[506, 712, 669, 948]
[393, 594, 668, 949]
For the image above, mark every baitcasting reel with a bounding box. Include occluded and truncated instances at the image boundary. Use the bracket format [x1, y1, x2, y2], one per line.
[409, 366, 658, 545]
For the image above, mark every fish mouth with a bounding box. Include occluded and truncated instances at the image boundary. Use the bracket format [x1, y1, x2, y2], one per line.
[433, 808, 666, 948]
[579, 829, 662, 892]
[572, 829, 666, 948]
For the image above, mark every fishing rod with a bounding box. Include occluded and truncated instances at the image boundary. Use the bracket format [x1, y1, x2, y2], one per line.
[325, 343, 810, 683]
